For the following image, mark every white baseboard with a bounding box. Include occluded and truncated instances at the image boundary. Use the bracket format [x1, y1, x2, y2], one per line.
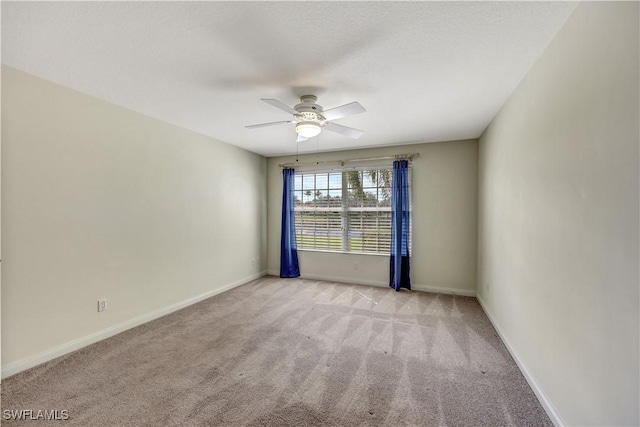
[1, 271, 267, 380]
[476, 295, 565, 427]
[267, 270, 475, 297]
[411, 284, 476, 297]
[301, 272, 388, 288]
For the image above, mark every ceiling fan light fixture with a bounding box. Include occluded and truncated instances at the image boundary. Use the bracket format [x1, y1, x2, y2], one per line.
[246, 96, 366, 140]
[296, 121, 322, 138]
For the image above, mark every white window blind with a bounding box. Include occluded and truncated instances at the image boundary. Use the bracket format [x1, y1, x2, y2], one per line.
[293, 168, 411, 255]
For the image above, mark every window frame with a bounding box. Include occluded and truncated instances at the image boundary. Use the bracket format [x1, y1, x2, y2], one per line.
[292, 167, 411, 256]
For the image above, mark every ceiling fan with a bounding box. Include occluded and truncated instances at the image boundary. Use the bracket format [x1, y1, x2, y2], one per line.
[245, 95, 366, 142]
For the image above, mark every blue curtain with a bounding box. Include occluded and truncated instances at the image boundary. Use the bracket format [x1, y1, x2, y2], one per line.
[280, 168, 300, 278]
[390, 160, 411, 291]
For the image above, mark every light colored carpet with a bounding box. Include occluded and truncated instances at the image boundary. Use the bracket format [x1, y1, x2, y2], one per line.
[2, 276, 551, 426]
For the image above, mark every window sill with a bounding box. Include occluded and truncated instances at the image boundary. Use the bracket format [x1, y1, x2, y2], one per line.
[297, 248, 389, 257]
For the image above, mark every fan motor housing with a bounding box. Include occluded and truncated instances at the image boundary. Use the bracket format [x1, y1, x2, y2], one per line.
[294, 95, 324, 114]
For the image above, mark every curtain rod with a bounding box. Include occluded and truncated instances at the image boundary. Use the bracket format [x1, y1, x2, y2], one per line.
[278, 153, 419, 169]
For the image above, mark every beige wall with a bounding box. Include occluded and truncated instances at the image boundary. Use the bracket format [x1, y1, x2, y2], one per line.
[477, 2, 639, 426]
[1, 66, 267, 374]
[267, 140, 478, 295]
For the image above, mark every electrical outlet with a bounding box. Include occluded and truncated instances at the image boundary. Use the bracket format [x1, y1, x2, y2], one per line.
[97, 299, 107, 312]
[354, 262, 359, 270]
[251, 258, 257, 266]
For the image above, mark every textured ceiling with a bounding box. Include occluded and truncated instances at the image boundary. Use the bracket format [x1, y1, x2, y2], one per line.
[2, 2, 577, 157]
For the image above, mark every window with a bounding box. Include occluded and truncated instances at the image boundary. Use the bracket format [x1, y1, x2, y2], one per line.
[293, 168, 410, 255]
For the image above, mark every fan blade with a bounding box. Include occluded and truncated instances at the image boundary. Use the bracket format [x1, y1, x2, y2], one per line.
[245, 120, 293, 129]
[321, 101, 366, 121]
[296, 134, 308, 143]
[324, 122, 364, 139]
[261, 99, 298, 115]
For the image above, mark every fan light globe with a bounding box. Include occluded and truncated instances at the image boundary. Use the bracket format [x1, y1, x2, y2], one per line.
[296, 121, 322, 138]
